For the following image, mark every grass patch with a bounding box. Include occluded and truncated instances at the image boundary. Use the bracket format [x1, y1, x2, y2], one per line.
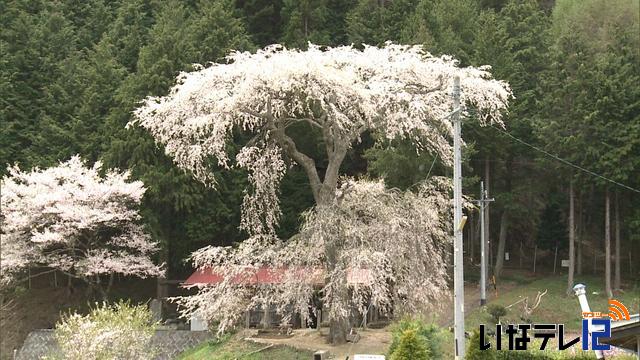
[177, 334, 313, 360]
[466, 274, 640, 332]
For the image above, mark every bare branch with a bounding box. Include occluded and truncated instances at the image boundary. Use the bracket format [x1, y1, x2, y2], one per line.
[405, 75, 445, 94]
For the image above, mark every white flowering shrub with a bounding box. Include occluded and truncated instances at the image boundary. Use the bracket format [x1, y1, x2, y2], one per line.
[52, 301, 156, 360]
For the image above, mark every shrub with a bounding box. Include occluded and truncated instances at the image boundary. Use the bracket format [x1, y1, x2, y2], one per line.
[466, 330, 496, 360]
[52, 301, 156, 360]
[390, 329, 430, 360]
[388, 318, 442, 358]
[486, 304, 508, 324]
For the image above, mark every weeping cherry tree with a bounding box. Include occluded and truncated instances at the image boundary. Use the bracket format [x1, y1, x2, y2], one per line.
[133, 43, 510, 342]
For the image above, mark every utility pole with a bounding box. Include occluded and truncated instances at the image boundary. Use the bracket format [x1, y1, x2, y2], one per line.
[452, 76, 465, 359]
[474, 181, 494, 306]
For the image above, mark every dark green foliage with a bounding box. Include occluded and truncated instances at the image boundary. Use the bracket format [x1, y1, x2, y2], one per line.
[388, 319, 442, 359]
[536, 201, 568, 251]
[2, 0, 639, 284]
[100, 0, 253, 274]
[280, 0, 330, 47]
[467, 330, 496, 360]
[365, 138, 447, 190]
[236, 0, 284, 46]
[346, 0, 418, 46]
[408, 0, 481, 64]
[486, 304, 507, 324]
[277, 168, 315, 239]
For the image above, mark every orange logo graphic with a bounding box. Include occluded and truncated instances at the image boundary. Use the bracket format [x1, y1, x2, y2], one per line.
[581, 299, 630, 321]
[607, 299, 630, 321]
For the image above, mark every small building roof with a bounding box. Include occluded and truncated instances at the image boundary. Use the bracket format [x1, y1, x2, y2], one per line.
[601, 314, 640, 352]
[184, 266, 373, 286]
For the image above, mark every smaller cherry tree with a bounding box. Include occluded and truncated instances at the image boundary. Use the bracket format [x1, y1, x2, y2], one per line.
[0, 156, 163, 296]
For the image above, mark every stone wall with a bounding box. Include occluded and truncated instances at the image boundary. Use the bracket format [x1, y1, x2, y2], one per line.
[16, 329, 211, 360]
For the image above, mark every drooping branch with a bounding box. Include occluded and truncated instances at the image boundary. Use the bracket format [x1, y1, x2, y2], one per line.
[173, 178, 453, 335]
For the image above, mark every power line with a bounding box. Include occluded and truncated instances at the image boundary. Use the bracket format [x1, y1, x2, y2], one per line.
[490, 124, 640, 194]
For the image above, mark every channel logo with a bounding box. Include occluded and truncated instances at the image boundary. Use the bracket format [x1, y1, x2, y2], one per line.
[582, 299, 631, 321]
[607, 299, 630, 321]
[479, 299, 630, 352]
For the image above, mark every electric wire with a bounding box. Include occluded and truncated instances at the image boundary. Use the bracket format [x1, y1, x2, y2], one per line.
[489, 124, 640, 194]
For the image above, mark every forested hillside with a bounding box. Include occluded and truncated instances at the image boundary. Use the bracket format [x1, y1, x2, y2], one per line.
[1, 0, 638, 292]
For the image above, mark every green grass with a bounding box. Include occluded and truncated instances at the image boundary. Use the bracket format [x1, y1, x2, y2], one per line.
[466, 273, 640, 332]
[177, 334, 313, 360]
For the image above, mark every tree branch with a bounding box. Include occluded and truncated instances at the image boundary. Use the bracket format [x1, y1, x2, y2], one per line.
[404, 75, 445, 94]
[261, 99, 323, 202]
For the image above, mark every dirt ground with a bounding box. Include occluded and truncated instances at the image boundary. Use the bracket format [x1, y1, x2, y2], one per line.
[245, 280, 518, 360]
[247, 327, 392, 359]
[438, 279, 518, 327]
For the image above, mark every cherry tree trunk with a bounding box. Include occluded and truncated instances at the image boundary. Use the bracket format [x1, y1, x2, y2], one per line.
[325, 239, 350, 344]
[318, 182, 351, 344]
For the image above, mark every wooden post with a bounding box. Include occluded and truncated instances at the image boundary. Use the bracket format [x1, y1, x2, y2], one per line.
[245, 310, 251, 328]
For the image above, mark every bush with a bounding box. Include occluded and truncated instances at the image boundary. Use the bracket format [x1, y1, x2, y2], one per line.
[466, 330, 496, 360]
[388, 318, 442, 358]
[390, 329, 430, 360]
[486, 304, 508, 324]
[51, 301, 156, 360]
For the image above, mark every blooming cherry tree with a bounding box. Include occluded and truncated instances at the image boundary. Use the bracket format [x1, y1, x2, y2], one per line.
[133, 43, 510, 342]
[0, 156, 163, 296]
